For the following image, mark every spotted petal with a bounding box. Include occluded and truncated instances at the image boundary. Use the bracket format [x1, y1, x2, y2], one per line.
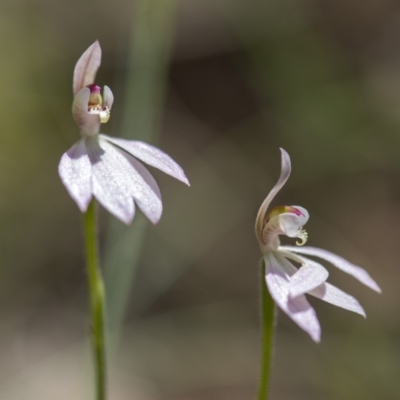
[281, 246, 381, 293]
[264, 253, 321, 342]
[73, 41, 101, 95]
[256, 148, 291, 243]
[58, 139, 92, 212]
[100, 135, 189, 185]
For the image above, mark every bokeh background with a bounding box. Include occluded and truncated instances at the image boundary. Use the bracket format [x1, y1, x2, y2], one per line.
[0, 0, 398, 399]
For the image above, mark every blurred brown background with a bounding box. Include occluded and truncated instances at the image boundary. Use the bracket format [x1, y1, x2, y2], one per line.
[0, 0, 398, 399]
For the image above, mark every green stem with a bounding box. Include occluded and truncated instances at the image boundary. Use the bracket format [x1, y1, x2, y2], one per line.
[257, 260, 276, 400]
[84, 200, 106, 400]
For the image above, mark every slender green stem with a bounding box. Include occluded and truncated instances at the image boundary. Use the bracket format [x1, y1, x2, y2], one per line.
[257, 260, 276, 400]
[84, 199, 106, 400]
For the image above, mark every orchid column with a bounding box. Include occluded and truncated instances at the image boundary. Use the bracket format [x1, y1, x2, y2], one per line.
[58, 41, 189, 400]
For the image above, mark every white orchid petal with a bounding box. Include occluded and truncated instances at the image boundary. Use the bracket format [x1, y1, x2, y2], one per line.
[58, 139, 92, 211]
[275, 254, 329, 298]
[290, 265, 328, 298]
[72, 88, 100, 136]
[281, 246, 381, 293]
[73, 41, 102, 95]
[309, 282, 366, 317]
[85, 137, 135, 225]
[100, 135, 189, 185]
[103, 85, 114, 110]
[113, 145, 163, 224]
[96, 138, 162, 224]
[264, 253, 321, 342]
[256, 148, 291, 242]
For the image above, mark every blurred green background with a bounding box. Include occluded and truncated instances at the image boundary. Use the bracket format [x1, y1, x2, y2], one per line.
[0, 0, 398, 399]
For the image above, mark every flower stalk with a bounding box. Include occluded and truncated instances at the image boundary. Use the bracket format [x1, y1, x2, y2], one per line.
[84, 199, 106, 400]
[257, 260, 276, 400]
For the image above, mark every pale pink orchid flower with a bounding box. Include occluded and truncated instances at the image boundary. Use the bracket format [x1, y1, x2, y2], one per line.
[255, 149, 381, 342]
[58, 41, 189, 224]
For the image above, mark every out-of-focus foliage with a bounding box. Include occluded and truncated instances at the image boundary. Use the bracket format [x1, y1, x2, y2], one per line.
[0, 0, 398, 399]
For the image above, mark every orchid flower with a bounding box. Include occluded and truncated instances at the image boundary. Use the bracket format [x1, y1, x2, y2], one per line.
[59, 41, 189, 224]
[255, 149, 381, 342]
